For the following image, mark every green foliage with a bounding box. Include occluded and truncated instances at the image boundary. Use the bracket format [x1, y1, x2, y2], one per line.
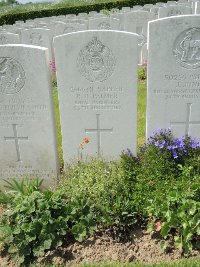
[0, 130, 199, 264]
[138, 67, 147, 81]
[0, 0, 165, 26]
[0, 188, 97, 265]
[0, 177, 43, 207]
[146, 189, 200, 255]
[61, 158, 139, 228]
[3, 177, 44, 195]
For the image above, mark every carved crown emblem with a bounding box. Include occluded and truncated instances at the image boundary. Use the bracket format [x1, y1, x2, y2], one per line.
[87, 37, 105, 53]
[77, 36, 116, 82]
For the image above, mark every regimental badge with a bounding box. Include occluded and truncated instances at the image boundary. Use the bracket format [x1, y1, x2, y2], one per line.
[77, 36, 116, 82]
[173, 27, 200, 69]
[0, 57, 25, 94]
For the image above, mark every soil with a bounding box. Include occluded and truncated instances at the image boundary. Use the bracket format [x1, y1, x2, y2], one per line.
[0, 226, 199, 266]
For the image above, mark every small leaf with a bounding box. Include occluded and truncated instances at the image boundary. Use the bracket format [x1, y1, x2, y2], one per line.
[160, 240, 167, 251]
[174, 236, 183, 251]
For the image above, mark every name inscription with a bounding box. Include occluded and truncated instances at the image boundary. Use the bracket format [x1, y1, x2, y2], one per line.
[153, 73, 200, 99]
[0, 97, 48, 122]
[70, 85, 123, 111]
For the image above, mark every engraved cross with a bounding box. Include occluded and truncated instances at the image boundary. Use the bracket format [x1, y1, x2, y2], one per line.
[170, 103, 200, 135]
[85, 114, 113, 156]
[4, 124, 28, 162]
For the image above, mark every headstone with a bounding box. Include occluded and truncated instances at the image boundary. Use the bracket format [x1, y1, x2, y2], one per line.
[121, 7, 131, 13]
[21, 28, 54, 61]
[147, 15, 200, 139]
[177, 0, 188, 3]
[110, 8, 120, 14]
[166, 1, 177, 5]
[110, 13, 126, 30]
[195, 2, 200, 14]
[158, 5, 192, 18]
[89, 11, 98, 17]
[0, 45, 59, 187]
[151, 3, 166, 17]
[65, 14, 76, 19]
[54, 31, 138, 163]
[54, 22, 87, 36]
[0, 33, 20, 44]
[143, 4, 154, 11]
[132, 5, 143, 11]
[156, 2, 166, 6]
[124, 11, 156, 65]
[78, 13, 88, 18]
[100, 9, 110, 16]
[188, 0, 196, 13]
[88, 17, 120, 30]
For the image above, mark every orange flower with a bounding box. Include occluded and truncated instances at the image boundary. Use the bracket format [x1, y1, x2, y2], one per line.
[83, 137, 89, 143]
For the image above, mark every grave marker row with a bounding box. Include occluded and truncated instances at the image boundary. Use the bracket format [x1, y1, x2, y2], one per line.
[0, 14, 200, 188]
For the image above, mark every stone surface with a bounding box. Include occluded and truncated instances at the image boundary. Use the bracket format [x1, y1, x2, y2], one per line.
[21, 28, 54, 61]
[0, 45, 59, 187]
[147, 15, 200, 139]
[158, 5, 192, 18]
[54, 22, 87, 36]
[124, 11, 156, 65]
[0, 33, 20, 44]
[54, 30, 138, 163]
[88, 17, 120, 30]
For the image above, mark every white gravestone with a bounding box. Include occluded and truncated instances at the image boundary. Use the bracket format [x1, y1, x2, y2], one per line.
[121, 7, 131, 13]
[0, 45, 59, 187]
[195, 2, 200, 14]
[124, 11, 156, 65]
[110, 8, 120, 14]
[143, 4, 154, 12]
[147, 15, 200, 139]
[132, 6, 143, 11]
[21, 28, 54, 61]
[158, 5, 192, 18]
[54, 31, 138, 163]
[110, 12, 125, 31]
[0, 33, 20, 45]
[88, 17, 120, 30]
[54, 22, 87, 37]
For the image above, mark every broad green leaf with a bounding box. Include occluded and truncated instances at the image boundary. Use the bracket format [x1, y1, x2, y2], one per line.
[72, 224, 87, 242]
[160, 222, 170, 238]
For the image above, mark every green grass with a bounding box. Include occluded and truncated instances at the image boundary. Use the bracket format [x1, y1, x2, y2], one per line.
[53, 85, 64, 168]
[137, 81, 146, 146]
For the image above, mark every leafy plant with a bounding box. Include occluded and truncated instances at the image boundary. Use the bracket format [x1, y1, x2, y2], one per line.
[0, 188, 97, 266]
[0, 190, 67, 265]
[2, 177, 44, 195]
[61, 158, 139, 229]
[138, 67, 146, 80]
[146, 189, 200, 255]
